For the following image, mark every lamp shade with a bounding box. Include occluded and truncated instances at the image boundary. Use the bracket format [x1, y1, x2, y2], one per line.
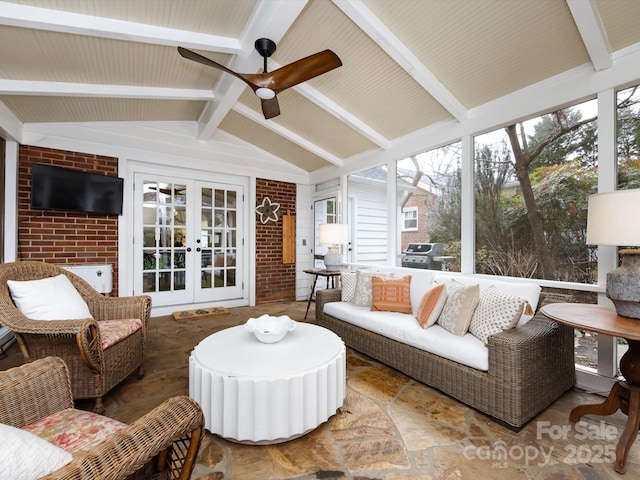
[319, 223, 348, 246]
[586, 189, 640, 246]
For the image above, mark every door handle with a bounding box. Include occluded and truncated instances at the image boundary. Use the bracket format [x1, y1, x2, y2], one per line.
[196, 247, 201, 252]
[186, 247, 192, 252]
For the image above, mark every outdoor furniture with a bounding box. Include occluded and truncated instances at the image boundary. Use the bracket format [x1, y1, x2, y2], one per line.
[190, 321, 346, 444]
[0, 261, 152, 413]
[0, 356, 204, 480]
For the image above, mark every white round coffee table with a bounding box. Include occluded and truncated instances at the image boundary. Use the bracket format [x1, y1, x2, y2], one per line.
[189, 322, 346, 444]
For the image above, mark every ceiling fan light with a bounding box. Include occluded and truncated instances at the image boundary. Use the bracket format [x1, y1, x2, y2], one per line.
[255, 87, 275, 100]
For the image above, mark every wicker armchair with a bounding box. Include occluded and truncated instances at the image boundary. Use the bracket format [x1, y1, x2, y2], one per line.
[0, 356, 204, 480]
[0, 261, 152, 413]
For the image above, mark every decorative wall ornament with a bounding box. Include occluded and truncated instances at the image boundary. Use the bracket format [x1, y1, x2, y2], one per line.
[256, 197, 280, 224]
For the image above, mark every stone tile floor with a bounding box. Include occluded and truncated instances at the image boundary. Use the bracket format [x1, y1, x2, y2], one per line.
[2, 301, 639, 479]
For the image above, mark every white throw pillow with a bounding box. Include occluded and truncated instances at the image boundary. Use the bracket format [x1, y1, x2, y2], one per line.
[341, 271, 357, 302]
[469, 285, 525, 344]
[8, 274, 92, 320]
[0, 423, 73, 479]
[437, 280, 480, 336]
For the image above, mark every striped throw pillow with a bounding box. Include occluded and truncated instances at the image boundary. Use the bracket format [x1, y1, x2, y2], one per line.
[370, 275, 412, 313]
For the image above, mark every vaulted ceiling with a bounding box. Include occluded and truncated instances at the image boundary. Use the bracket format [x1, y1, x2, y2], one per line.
[1, 0, 640, 178]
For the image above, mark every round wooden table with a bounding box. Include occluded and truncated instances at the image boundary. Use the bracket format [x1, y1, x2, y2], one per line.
[189, 322, 346, 444]
[541, 303, 640, 474]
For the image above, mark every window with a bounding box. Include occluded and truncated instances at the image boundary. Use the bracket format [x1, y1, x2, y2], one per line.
[347, 166, 388, 265]
[473, 98, 598, 282]
[402, 207, 418, 231]
[396, 142, 462, 272]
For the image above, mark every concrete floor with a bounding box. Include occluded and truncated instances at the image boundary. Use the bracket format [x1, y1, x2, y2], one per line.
[2, 301, 640, 479]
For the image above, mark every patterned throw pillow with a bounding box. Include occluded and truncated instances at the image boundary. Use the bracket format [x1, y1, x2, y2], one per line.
[341, 271, 357, 302]
[371, 275, 412, 313]
[352, 270, 392, 306]
[437, 280, 480, 336]
[469, 285, 525, 344]
[416, 281, 447, 328]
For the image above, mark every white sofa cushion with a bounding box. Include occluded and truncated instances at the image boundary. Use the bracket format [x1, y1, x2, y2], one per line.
[323, 301, 489, 371]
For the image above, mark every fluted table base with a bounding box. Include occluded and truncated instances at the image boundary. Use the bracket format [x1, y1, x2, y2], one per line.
[190, 322, 346, 444]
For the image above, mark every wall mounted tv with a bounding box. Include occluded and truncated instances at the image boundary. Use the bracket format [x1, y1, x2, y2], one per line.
[31, 163, 124, 215]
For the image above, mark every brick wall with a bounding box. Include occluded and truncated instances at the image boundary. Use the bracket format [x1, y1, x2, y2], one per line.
[255, 178, 296, 304]
[17, 146, 120, 296]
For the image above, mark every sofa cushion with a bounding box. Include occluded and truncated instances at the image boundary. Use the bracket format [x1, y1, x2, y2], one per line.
[0, 423, 73, 480]
[416, 281, 447, 328]
[24, 408, 126, 454]
[323, 301, 489, 371]
[341, 271, 357, 302]
[437, 280, 480, 336]
[371, 275, 412, 313]
[433, 272, 541, 325]
[98, 318, 143, 349]
[7, 274, 92, 321]
[469, 285, 525, 344]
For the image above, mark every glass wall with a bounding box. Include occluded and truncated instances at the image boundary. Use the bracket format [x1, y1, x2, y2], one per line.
[396, 142, 462, 272]
[347, 166, 389, 266]
[613, 84, 640, 373]
[473, 99, 598, 282]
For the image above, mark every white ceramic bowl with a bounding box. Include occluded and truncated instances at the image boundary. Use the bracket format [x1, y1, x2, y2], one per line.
[244, 315, 297, 344]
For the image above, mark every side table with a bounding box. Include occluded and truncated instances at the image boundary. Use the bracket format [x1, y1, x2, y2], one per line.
[303, 268, 342, 319]
[541, 302, 640, 474]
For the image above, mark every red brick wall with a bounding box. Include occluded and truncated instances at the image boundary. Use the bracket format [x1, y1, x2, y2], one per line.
[401, 187, 438, 250]
[255, 179, 296, 304]
[17, 146, 120, 296]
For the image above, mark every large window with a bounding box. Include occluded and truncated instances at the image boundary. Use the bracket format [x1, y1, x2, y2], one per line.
[396, 143, 462, 272]
[473, 99, 598, 282]
[347, 166, 388, 265]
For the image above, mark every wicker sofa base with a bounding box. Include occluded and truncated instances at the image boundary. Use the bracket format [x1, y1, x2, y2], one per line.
[316, 289, 576, 429]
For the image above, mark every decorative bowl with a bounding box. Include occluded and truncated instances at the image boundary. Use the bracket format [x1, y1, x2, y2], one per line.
[244, 315, 297, 344]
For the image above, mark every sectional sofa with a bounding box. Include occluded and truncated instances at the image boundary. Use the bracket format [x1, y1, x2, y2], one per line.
[315, 266, 576, 429]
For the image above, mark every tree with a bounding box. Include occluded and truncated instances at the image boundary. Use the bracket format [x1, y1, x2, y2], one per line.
[505, 108, 596, 279]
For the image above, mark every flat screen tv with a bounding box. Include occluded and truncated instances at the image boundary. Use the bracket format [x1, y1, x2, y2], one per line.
[31, 163, 124, 215]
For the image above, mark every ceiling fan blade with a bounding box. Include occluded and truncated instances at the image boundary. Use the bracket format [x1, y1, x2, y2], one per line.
[261, 97, 281, 119]
[177, 46, 258, 91]
[267, 50, 342, 93]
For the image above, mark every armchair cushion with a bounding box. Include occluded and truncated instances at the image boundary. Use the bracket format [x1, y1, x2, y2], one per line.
[98, 318, 143, 349]
[7, 274, 92, 320]
[0, 423, 72, 480]
[24, 408, 126, 453]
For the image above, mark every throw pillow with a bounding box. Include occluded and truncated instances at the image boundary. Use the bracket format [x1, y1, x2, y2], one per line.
[341, 271, 357, 302]
[469, 285, 525, 344]
[371, 275, 412, 313]
[0, 423, 73, 479]
[416, 281, 447, 328]
[8, 274, 93, 320]
[437, 280, 480, 336]
[352, 270, 392, 307]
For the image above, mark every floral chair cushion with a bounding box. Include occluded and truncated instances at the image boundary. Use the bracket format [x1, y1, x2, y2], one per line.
[98, 318, 143, 349]
[23, 408, 126, 454]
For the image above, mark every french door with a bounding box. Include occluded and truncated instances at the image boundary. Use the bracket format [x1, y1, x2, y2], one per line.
[134, 174, 244, 307]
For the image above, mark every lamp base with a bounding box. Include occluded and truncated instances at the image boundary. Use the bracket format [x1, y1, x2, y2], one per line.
[323, 247, 342, 272]
[607, 249, 640, 319]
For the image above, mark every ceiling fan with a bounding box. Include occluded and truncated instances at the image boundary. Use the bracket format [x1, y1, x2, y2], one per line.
[178, 38, 342, 119]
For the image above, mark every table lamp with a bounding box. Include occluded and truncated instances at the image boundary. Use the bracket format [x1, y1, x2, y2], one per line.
[319, 223, 348, 271]
[586, 189, 640, 318]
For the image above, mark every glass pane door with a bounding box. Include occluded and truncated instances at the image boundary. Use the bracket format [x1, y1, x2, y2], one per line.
[314, 195, 338, 269]
[138, 177, 194, 305]
[195, 182, 243, 302]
